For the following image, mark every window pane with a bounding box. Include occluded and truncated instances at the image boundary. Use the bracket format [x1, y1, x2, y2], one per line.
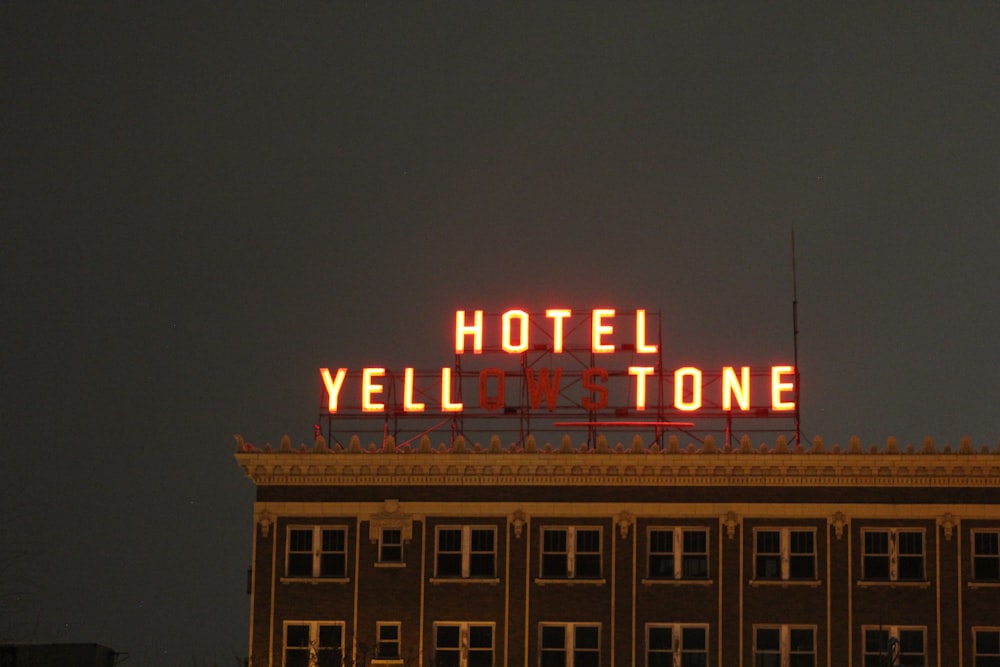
[289, 529, 313, 551]
[756, 555, 781, 579]
[576, 530, 601, 553]
[469, 625, 493, 648]
[286, 625, 310, 647]
[864, 532, 889, 554]
[381, 545, 402, 562]
[789, 655, 815, 667]
[574, 652, 599, 667]
[865, 630, 888, 653]
[438, 529, 462, 551]
[682, 627, 706, 651]
[977, 630, 1000, 654]
[897, 555, 924, 580]
[899, 630, 924, 653]
[683, 530, 706, 553]
[287, 553, 313, 577]
[650, 554, 674, 578]
[319, 625, 342, 647]
[974, 557, 1000, 580]
[541, 653, 566, 667]
[682, 555, 708, 578]
[790, 531, 813, 554]
[648, 654, 673, 667]
[468, 649, 493, 667]
[544, 530, 567, 552]
[378, 624, 398, 641]
[435, 652, 461, 667]
[575, 626, 599, 649]
[542, 554, 568, 577]
[790, 629, 814, 651]
[650, 530, 673, 553]
[757, 531, 780, 553]
[756, 629, 780, 652]
[285, 652, 309, 667]
[648, 627, 672, 650]
[317, 649, 341, 667]
[864, 556, 890, 579]
[437, 554, 462, 577]
[542, 626, 566, 649]
[471, 529, 494, 552]
[683, 653, 707, 667]
[436, 625, 460, 649]
[322, 529, 345, 551]
[897, 532, 922, 555]
[469, 553, 495, 577]
[575, 554, 601, 578]
[975, 532, 999, 555]
[789, 555, 815, 579]
[320, 553, 345, 577]
[755, 655, 780, 667]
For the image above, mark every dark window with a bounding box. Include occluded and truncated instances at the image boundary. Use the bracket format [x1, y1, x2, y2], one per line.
[755, 531, 781, 580]
[974, 532, 1000, 581]
[379, 528, 403, 563]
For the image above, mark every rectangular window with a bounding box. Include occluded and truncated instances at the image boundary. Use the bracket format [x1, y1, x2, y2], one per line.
[541, 623, 600, 667]
[284, 622, 343, 667]
[435, 526, 496, 578]
[648, 528, 709, 579]
[646, 624, 708, 667]
[287, 527, 347, 578]
[975, 629, 1000, 667]
[754, 528, 816, 580]
[862, 529, 925, 581]
[541, 527, 602, 579]
[434, 622, 493, 667]
[379, 528, 403, 564]
[753, 626, 815, 667]
[863, 627, 925, 667]
[973, 531, 1000, 581]
[376, 622, 401, 660]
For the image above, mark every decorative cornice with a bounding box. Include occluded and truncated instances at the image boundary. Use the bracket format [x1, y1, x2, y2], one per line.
[235, 448, 1000, 488]
[829, 512, 849, 540]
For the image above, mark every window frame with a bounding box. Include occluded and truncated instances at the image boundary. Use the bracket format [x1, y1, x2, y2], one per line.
[862, 625, 926, 667]
[377, 527, 404, 565]
[647, 527, 709, 581]
[539, 526, 603, 580]
[285, 525, 348, 580]
[433, 621, 495, 667]
[374, 621, 401, 662]
[972, 530, 1000, 582]
[283, 620, 345, 667]
[860, 528, 926, 582]
[433, 525, 498, 580]
[645, 623, 709, 667]
[539, 622, 601, 667]
[752, 527, 817, 582]
[752, 625, 815, 667]
[974, 627, 1000, 667]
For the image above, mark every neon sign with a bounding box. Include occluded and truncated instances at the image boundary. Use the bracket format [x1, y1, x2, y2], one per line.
[319, 309, 796, 417]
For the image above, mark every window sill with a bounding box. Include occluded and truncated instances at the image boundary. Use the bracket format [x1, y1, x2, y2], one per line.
[534, 578, 607, 586]
[855, 580, 931, 588]
[967, 581, 1000, 589]
[641, 578, 714, 586]
[429, 577, 500, 585]
[371, 660, 403, 664]
[749, 579, 822, 588]
[374, 562, 406, 569]
[280, 577, 350, 584]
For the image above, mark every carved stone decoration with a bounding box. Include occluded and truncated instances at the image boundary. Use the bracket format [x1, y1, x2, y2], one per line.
[722, 511, 740, 539]
[939, 512, 957, 541]
[511, 510, 527, 538]
[829, 512, 849, 540]
[256, 510, 273, 539]
[615, 511, 634, 539]
[368, 499, 413, 543]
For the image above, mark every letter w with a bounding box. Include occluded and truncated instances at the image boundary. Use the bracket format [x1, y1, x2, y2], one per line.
[525, 368, 563, 411]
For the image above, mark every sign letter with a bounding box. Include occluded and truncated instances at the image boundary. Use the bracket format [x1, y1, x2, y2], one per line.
[771, 365, 796, 411]
[592, 309, 615, 353]
[320, 367, 347, 413]
[455, 310, 483, 354]
[722, 366, 750, 411]
[674, 367, 702, 411]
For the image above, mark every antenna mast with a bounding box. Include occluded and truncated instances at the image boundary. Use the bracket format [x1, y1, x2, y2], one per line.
[792, 228, 801, 449]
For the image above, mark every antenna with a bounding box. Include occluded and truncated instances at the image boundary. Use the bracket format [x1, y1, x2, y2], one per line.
[792, 228, 801, 450]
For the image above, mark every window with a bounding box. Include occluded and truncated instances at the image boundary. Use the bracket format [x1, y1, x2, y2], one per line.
[754, 528, 816, 580]
[753, 626, 815, 667]
[975, 629, 1000, 667]
[284, 622, 343, 667]
[646, 624, 707, 667]
[862, 529, 925, 581]
[434, 622, 493, 667]
[435, 526, 496, 578]
[375, 622, 401, 661]
[379, 528, 403, 564]
[541, 527, 602, 579]
[863, 627, 925, 667]
[648, 528, 709, 579]
[540, 623, 600, 667]
[287, 527, 347, 578]
[973, 531, 1000, 581]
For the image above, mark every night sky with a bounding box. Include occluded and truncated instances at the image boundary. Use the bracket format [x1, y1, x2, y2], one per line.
[2, 3, 998, 665]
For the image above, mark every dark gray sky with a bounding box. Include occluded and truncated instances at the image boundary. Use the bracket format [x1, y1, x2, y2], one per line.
[2, 3, 998, 665]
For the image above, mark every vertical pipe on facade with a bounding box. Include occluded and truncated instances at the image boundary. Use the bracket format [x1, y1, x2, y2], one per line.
[418, 517, 426, 667]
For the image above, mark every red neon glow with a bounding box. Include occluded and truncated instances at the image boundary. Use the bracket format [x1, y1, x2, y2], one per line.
[771, 365, 796, 410]
[722, 366, 750, 411]
[362, 368, 386, 412]
[320, 367, 347, 413]
[403, 367, 425, 412]
[674, 367, 702, 411]
[545, 309, 572, 353]
[440, 367, 463, 411]
[581, 367, 609, 409]
[635, 309, 658, 354]
[525, 368, 562, 411]
[479, 368, 505, 410]
[501, 309, 529, 353]
[553, 421, 696, 428]
[455, 310, 483, 354]
[628, 366, 655, 410]
[592, 309, 616, 353]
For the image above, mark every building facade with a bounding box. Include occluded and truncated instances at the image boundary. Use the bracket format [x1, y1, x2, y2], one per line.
[235, 434, 1000, 667]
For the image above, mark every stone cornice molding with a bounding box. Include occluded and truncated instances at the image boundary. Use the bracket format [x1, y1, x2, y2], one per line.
[235, 450, 1000, 488]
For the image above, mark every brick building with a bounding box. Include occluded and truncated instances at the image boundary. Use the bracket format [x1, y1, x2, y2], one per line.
[235, 433, 1000, 667]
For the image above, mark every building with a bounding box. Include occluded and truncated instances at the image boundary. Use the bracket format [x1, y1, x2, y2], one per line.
[234, 433, 1000, 667]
